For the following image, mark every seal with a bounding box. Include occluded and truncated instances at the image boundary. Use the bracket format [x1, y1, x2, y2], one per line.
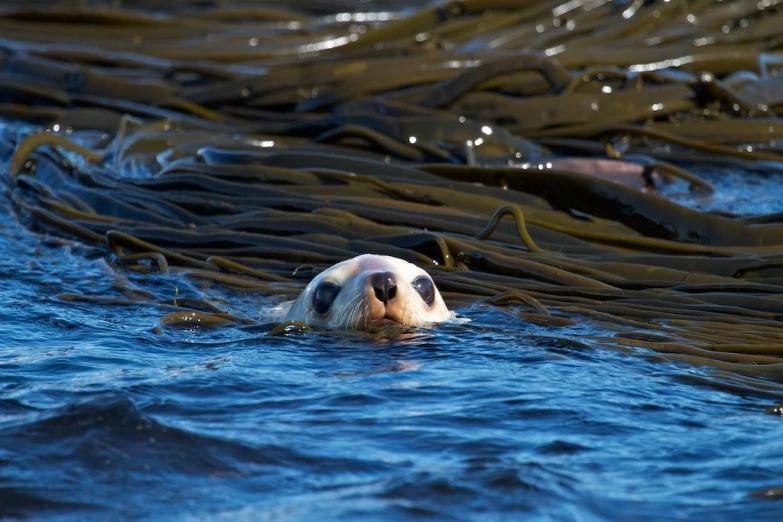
[285, 254, 451, 330]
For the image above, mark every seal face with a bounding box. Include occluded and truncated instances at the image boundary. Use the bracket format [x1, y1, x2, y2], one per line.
[285, 254, 450, 330]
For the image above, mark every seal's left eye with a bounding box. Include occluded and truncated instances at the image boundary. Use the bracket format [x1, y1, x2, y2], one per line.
[313, 282, 340, 315]
[412, 276, 435, 307]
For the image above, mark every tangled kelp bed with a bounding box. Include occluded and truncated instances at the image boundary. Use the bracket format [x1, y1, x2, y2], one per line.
[1, 0, 783, 402]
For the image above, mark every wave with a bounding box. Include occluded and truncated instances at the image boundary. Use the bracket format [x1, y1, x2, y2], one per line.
[0, 395, 388, 519]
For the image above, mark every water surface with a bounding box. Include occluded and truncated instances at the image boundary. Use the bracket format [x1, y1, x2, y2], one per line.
[3, 0, 783, 520]
[2, 197, 783, 521]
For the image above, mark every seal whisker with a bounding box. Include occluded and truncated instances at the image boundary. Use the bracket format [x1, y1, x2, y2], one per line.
[337, 290, 364, 329]
[344, 293, 364, 329]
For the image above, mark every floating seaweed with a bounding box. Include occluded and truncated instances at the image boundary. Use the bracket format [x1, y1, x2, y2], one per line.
[1, 0, 783, 398]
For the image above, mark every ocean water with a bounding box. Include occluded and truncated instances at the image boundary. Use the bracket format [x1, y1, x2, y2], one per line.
[2, 0, 783, 517]
[2, 188, 783, 522]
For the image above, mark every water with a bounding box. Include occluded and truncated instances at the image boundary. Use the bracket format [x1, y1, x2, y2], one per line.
[666, 164, 783, 218]
[2, 197, 783, 521]
[3, 0, 783, 518]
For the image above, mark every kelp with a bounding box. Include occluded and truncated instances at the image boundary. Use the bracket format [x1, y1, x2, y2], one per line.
[2, 0, 783, 398]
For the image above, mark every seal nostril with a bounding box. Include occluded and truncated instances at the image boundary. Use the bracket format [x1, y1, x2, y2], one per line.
[370, 271, 397, 305]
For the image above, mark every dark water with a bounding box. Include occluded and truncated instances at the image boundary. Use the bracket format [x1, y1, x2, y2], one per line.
[2, 192, 783, 522]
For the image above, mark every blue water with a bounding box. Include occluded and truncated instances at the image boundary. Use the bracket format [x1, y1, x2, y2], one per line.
[666, 163, 783, 217]
[2, 193, 783, 522]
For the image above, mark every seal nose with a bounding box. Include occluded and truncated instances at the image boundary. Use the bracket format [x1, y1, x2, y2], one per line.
[370, 271, 397, 305]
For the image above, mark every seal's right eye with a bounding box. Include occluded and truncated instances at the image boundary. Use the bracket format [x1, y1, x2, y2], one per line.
[312, 282, 340, 315]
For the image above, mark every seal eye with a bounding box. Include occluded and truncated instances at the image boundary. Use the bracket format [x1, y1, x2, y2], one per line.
[412, 276, 436, 307]
[312, 282, 340, 315]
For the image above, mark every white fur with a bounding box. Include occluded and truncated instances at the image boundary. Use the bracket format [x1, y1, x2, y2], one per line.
[285, 254, 450, 330]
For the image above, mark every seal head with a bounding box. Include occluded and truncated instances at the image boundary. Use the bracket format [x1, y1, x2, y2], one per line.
[285, 254, 450, 330]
